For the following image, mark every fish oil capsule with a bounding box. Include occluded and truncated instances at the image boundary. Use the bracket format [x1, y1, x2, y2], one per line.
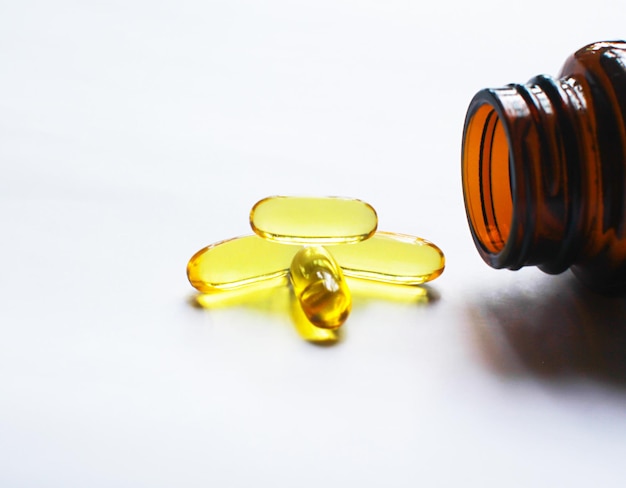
[289, 246, 351, 329]
[187, 235, 295, 293]
[329, 231, 445, 285]
[187, 231, 445, 294]
[250, 196, 378, 244]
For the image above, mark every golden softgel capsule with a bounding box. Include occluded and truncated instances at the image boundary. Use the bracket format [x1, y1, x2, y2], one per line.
[250, 196, 378, 244]
[289, 246, 351, 329]
[187, 232, 445, 294]
[330, 231, 445, 285]
[187, 235, 294, 293]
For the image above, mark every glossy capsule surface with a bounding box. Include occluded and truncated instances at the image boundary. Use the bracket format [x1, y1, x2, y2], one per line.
[187, 235, 294, 293]
[187, 231, 444, 295]
[330, 231, 445, 285]
[289, 246, 351, 329]
[250, 196, 378, 244]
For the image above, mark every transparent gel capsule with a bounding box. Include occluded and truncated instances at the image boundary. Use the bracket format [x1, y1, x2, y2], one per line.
[187, 231, 444, 295]
[250, 196, 378, 244]
[330, 231, 445, 285]
[186, 235, 294, 293]
[290, 293, 341, 344]
[289, 246, 351, 329]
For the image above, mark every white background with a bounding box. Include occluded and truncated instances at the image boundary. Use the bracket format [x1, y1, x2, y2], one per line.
[2, 1, 626, 486]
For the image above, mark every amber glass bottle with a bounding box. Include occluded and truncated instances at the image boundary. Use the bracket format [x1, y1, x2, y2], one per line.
[462, 41, 626, 290]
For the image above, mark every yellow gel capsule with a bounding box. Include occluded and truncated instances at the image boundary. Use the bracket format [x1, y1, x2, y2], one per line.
[187, 235, 294, 293]
[250, 196, 378, 244]
[188, 231, 444, 295]
[330, 231, 445, 285]
[289, 246, 351, 329]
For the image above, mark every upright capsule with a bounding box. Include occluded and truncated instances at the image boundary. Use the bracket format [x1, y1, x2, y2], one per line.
[250, 196, 378, 244]
[289, 246, 351, 329]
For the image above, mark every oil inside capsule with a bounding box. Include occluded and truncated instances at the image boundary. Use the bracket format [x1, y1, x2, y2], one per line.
[330, 231, 445, 285]
[187, 235, 295, 293]
[290, 293, 341, 344]
[250, 196, 378, 244]
[187, 231, 444, 295]
[289, 246, 351, 329]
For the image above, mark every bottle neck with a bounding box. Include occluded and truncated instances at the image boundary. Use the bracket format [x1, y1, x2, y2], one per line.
[462, 75, 587, 273]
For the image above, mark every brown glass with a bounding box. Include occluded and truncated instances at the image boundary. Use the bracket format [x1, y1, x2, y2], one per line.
[462, 41, 626, 290]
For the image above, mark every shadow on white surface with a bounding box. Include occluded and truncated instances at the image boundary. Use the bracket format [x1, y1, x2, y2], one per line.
[469, 273, 626, 388]
[189, 280, 440, 345]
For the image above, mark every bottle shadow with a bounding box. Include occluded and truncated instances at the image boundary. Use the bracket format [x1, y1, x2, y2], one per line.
[467, 273, 626, 388]
[189, 278, 439, 346]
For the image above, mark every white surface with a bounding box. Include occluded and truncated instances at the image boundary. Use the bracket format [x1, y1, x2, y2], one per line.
[2, 1, 626, 486]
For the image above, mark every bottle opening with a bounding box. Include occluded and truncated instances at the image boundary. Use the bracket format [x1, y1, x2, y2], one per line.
[463, 103, 513, 255]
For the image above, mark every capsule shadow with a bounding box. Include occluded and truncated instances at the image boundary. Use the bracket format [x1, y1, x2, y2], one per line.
[188, 278, 440, 344]
[190, 282, 290, 314]
[468, 273, 626, 388]
[348, 278, 440, 306]
[189, 281, 343, 344]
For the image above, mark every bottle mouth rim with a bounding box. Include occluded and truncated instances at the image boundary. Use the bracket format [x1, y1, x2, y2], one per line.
[462, 91, 519, 268]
